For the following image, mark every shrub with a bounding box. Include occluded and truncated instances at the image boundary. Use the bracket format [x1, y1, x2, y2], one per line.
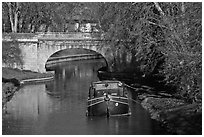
[2, 41, 23, 67]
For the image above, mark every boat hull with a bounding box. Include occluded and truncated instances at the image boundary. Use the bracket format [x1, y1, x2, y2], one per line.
[87, 96, 131, 116]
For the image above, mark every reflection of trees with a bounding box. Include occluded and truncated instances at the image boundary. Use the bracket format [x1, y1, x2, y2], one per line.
[45, 67, 73, 98]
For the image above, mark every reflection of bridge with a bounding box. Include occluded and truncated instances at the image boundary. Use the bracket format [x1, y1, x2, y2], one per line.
[2, 33, 109, 72]
[46, 53, 104, 69]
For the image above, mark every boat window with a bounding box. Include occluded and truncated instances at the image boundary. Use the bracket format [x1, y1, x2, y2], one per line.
[111, 92, 118, 96]
[119, 88, 123, 96]
[124, 91, 128, 97]
[107, 89, 119, 96]
[89, 87, 95, 99]
[94, 83, 118, 90]
[94, 90, 105, 97]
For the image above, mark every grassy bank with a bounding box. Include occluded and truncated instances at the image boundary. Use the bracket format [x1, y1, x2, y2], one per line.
[2, 67, 54, 107]
[2, 67, 53, 81]
[139, 93, 202, 135]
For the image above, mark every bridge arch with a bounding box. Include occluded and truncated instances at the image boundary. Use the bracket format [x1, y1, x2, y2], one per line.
[45, 48, 108, 71]
[36, 40, 108, 72]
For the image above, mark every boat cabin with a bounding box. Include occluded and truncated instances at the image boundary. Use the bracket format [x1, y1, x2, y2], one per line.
[88, 81, 127, 99]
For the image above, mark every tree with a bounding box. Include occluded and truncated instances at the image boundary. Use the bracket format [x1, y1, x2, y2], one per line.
[153, 2, 202, 102]
[2, 2, 77, 33]
[2, 41, 23, 67]
[97, 2, 202, 102]
[5, 2, 20, 33]
[97, 2, 163, 73]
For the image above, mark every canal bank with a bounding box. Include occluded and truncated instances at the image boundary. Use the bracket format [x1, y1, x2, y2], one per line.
[2, 67, 54, 107]
[127, 82, 201, 135]
[139, 94, 202, 134]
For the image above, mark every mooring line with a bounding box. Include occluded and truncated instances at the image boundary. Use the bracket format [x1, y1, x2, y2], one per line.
[129, 98, 141, 104]
[124, 83, 139, 90]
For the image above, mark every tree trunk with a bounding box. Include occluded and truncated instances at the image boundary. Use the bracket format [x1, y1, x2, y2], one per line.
[7, 2, 19, 33]
[153, 2, 165, 16]
[13, 2, 19, 33]
[7, 2, 14, 32]
[181, 2, 185, 14]
[14, 13, 18, 32]
[45, 25, 49, 33]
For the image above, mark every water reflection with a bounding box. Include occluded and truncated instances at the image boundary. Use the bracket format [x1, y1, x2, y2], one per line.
[45, 59, 104, 98]
[3, 59, 167, 135]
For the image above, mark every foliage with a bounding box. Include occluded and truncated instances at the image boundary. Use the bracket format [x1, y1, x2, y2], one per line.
[2, 2, 74, 32]
[2, 2, 100, 33]
[2, 41, 23, 67]
[98, 3, 165, 73]
[156, 2, 202, 102]
[98, 2, 202, 102]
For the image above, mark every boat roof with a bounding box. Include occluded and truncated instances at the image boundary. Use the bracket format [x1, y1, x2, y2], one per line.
[92, 80, 122, 85]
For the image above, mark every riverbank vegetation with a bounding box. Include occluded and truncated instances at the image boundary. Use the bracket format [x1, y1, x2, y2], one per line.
[139, 92, 202, 134]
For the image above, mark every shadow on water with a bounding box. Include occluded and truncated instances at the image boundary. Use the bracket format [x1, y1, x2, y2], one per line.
[3, 59, 169, 135]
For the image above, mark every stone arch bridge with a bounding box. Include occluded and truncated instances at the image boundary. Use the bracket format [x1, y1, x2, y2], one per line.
[2, 33, 109, 72]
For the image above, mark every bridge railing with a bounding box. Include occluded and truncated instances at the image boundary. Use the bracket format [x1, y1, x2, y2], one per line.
[2, 32, 104, 41]
[2, 33, 37, 39]
[38, 33, 102, 40]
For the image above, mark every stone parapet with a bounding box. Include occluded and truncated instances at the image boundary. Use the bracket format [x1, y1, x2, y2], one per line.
[2, 32, 103, 42]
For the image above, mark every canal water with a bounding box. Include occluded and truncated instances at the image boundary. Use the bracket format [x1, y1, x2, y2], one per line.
[2, 59, 168, 135]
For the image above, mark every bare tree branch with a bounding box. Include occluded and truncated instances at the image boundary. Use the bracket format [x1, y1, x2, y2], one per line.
[14, 2, 20, 33]
[153, 2, 165, 16]
[154, 2, 186, 53]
